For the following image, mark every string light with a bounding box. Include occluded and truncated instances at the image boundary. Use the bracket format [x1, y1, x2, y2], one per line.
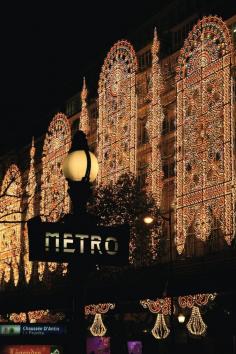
[178, 293, 216, 336]
[85, 303, 115, 337]
[80, 77, 89, 135]
[140, 298, 171, 340]
[7, 310, 65, 323]
[152, 313, 170, 339]
[40, 113, 71, 279]
[149, 28, 164, 207]
[0, 164, 22, 287]
[90, 313, 107, 337]
[175, 15, 234, 254]
[187, 306, 207, 336]
[24, 137, 36, 283]
[98, 40, 138, 185]
[178, 293, 216, 309]
[10, 312, 27, 323]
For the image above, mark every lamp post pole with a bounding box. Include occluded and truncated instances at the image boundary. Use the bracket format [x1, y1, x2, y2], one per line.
[156, 209, 174, 351]
[62, 130, 99, 354]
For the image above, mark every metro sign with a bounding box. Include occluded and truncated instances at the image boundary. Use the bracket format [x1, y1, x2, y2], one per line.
[27, 217, 129, 266]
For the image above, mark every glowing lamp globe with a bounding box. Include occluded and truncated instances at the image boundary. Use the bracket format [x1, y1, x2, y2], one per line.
[144, 216, 154, 224]
[62, 150, 99, 182]
[178, 313, 185, 324]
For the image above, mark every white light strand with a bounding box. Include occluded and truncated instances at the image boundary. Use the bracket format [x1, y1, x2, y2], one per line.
[186, 306, 207, 336]
[151, 313, 170, 340]
[24, 137, 36, 283]
[80, 77, 89, 135]
[90, 313, 107, 337]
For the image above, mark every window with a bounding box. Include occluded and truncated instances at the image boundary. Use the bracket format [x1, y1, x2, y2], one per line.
[232, 22, 236, 45]
[71, 119, 79, 137]
[162, 116, 176, 135]
[138, 50, 151, 71]
[137, 160, 148, 190]
[89, 104, 98, 133]
[233, 70, 236, 104]
[172, 18, 197, 51]
[138, 118, 149, 146]
[65, 93, 80, 117]
[162, 161, 175, 179]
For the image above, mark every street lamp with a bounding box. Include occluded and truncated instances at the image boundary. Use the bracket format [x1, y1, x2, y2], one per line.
[62, 130, 98, 216]
[143, 208, 175, 350]
[178, 313, 186, 324]
[62, 130, 99, 354]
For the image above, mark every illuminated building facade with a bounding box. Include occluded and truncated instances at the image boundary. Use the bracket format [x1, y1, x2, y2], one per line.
[0, 4, 236, 353]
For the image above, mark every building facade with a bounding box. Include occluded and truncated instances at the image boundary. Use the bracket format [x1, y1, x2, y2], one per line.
[0, 7, 236, 354]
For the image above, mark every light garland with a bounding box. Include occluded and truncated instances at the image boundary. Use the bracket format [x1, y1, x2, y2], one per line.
[178, 293, 216, 336]
[10, 312, 27, 323]
[85, 303, 115, 337]
[80, 77, 89, 135]
[8, 310, 65, 323]
[152, 313, 170, 339]
[149, 28, 164, 207]
[85, 303, 115, 315]
[0, 164, 22, 287]
[98, 40, 138, 185]
[178, 293, 216, 308]
[90, 313, 107, 337]
[175, 15, 234, 254]
[40, 113, 71, 279]
[24, 137, 36, 283]
[186, 306, 207, 336]
[140, 298, 171, 340]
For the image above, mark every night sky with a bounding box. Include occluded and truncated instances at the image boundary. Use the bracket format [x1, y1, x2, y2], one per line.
[0, 1, 235, 154]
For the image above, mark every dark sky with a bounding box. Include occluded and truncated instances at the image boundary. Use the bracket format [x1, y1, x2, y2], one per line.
[0, 1, 235, 154]
[0, 2, 169, 154]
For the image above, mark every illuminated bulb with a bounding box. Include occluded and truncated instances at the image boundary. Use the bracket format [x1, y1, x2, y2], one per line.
[151, 314, 170, 339]
[187, 306, 207, 336]
[62, 150, 99, 182]
[144, 216, 154, 224]
[233, 27, 236, 33]
[90, 313, 107, 337]
[178, 313, 185, 323]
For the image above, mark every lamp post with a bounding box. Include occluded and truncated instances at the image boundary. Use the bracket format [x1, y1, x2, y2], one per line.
[143, 208, 174, 350]
[62, 130, 99, 354]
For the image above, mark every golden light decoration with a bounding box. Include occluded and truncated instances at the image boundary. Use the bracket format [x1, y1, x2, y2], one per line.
[187, 306, 207, 336]
[151, 313, 170, 339]
[0, 164, 22, 287]
[178, 293, 216, 336]
[140, 298, 171, 340]
[24, 137, 37, 283]
[80, 77, 90, 135]
[90, 313, 107, 337]
[85, 303, 115, 337]
[40, 113, 71, 279]
[28, 310, 65, 324]
[175, 15, 234, 254]
[148, 28, 164, 207]
[8, 310, 65, 324]
[10, 312, 27, 323]
[98, 40, 138, 186]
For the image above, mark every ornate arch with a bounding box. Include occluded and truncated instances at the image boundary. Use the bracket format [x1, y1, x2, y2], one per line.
[97, 40, 138, 184]
[0, 164, 22, 286]
[175, 16, 234, 254]
[40, 113, 71, 276]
